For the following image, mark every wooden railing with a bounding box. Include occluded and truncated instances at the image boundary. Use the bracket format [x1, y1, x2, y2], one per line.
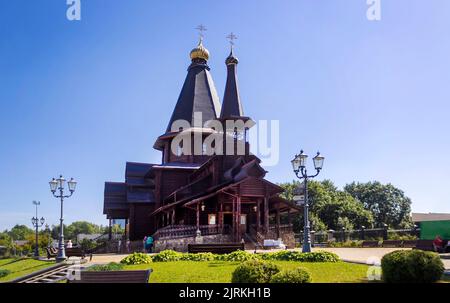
[153, 224, 230, 241]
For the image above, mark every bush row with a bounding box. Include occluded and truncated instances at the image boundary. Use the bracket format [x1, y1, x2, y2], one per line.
[120, 250, 340, 265]
[231, 260, 311, 283]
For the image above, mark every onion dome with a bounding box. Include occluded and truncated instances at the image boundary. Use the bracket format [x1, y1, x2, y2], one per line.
[190, 39, 210, 61]
[225, 47, 239, 65]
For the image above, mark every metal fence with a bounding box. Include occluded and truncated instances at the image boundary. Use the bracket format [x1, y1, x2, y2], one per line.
[295, 227, 420, 246]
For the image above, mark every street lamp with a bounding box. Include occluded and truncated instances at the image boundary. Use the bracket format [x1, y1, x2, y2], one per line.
[291, 150, 325, 252]
[49, 175, 77, 262]
[31, 201, 45, 258]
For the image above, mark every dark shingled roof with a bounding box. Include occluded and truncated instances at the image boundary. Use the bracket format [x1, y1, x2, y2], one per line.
[220, 50, 244, 118]
[103, 182, 127, 213]
[165, 61, 221, 133]
[125, 162, 154, 178]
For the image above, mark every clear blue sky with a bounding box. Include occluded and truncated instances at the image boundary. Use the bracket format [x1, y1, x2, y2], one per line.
[1, 0, 449, 230]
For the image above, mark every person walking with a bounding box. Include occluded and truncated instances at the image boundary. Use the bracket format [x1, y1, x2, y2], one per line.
[145, 236, 154, 253]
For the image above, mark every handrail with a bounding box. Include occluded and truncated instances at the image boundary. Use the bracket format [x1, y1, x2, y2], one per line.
[153, 224, 230, 241]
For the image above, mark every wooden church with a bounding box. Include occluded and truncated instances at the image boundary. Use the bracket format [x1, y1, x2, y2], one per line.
[103, 34, 299, 250]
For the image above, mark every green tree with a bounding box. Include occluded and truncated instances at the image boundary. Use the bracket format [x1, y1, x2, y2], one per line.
[8, 225, 33, 240]
[344, 181, 412, 228]
[279, 180, 374, 231]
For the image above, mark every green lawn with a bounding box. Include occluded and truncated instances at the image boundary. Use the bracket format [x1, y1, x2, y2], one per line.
[0, 258, 55, 282]
[123, 261, 370, 283]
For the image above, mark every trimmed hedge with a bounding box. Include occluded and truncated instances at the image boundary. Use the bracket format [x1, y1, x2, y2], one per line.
[231, 260, 280, 283]
[88, 262, 124, 271]
[381, 250, 444, 283]
[260, 250, 340, 262]
[215, 250, 259, 262]
[148, 249, 340, 263]
[120, 252, 152, 265]
[270, 268, 312, 283]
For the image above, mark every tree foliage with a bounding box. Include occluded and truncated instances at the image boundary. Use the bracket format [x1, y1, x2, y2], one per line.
[280, 180, 374, 231]
[7, 225, 33, 240]
[344, 181, 412, 228]
[279, 179, 413, 231]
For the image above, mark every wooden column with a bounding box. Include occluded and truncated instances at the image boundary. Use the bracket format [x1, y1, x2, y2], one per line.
[108, 219, 112, 240]
[232, 197, 236, 241]
[172, 209, 176, 225]
[264, 196, 269, 234]
[256, 199, 261, 232]
[124, 219, 129, 240]
[236, 196, 241, 241]
[196, 203, 200, 230]
[219, 202, 223, 232]
[287, 210, 292, 225]
[276, 208, 281, 238]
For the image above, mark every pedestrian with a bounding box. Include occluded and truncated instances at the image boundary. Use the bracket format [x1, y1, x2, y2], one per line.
[146, 236, 154, 253]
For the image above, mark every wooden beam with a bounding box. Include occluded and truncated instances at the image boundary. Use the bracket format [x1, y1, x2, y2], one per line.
[264, 196, 269, 234]
[256, 199, 261, 231]
[276, 207, 281, 238]
[196, 203, 200, 230]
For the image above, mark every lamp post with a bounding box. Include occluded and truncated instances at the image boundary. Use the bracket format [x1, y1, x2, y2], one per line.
[49, 175, 77, 262]
[31, 201, 45, 258]
[291, 150, 324, 253]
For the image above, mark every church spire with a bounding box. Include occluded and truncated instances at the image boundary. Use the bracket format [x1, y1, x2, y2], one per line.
[220, 33, 244, 119]
[164, 26, 221, 134]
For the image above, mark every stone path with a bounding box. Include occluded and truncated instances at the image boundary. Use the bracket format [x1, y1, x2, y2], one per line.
[313, 248, 450, 271]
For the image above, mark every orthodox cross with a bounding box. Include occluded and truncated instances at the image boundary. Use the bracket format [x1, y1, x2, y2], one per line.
[196, 24, 207, 40]
[226, 32, 238, 47]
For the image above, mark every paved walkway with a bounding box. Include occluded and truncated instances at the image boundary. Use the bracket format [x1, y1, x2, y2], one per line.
[313, 248, 450, 270]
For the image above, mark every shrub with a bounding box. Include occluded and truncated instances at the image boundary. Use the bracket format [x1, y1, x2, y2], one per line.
[79, 239, 97, 251]
[381, 250, 444, 283]
[260, 251, 339, 262]
[120, 252, 152, 265]
[270, 268, 312, 283]
[0, 269, 11, 278]
[152, 250, 183, 262]
[88, 262, 124, 272]
[216, 250, 259, 262]
[328, 240, 363, 248]
[231, 260, 280, 283]
[180, 253, 216, 261]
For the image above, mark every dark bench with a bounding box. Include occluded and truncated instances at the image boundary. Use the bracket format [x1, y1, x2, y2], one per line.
[66, 247, 93, 261]
[188, 243, 245, 254]
[402, 240, 417, 248]
[361, 241, 380, 248]
[414, 240, 435, 251]
[68, 270, 152, 283]
[382, 240, 403, 248]
[46, 247, 57, 259]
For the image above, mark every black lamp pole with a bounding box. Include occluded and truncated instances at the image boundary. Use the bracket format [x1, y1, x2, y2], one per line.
[49, 175, 77, 262]
[31, 201, 45, 258]
[291, 150, 325, 253]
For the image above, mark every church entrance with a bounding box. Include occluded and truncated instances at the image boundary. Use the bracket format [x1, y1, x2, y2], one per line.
[223, 213, 232, 226]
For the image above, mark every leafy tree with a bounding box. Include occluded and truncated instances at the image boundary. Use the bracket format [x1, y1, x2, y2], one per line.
[7, 225, 33, 240]
[344, 181, 412, 228]
[0, 232, 13, 249]
[50, 221, 106, 241]
[279, 180, 374, 231]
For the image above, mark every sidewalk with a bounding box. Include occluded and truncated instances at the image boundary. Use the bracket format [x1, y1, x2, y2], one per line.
[313, 247, 450, 270]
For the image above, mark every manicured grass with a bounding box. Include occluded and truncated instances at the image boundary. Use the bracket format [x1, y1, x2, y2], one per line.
[123, 261, 370, 283]
[0, 258, 55, 282]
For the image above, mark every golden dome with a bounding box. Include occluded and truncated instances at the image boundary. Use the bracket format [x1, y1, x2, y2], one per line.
[190, 39, 210, 61]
